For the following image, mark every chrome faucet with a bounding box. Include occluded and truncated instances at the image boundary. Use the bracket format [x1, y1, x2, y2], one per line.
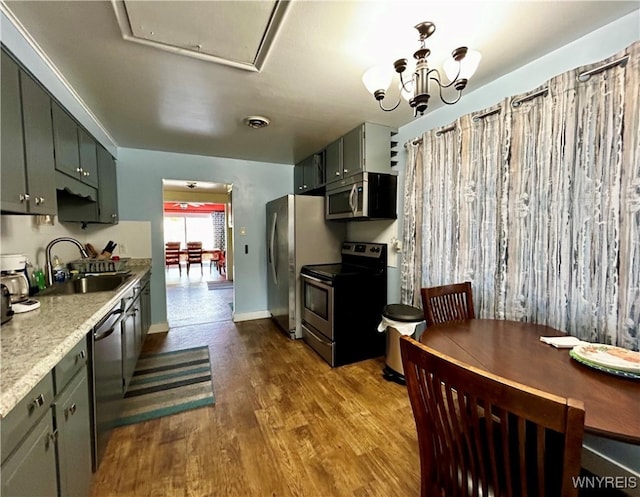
[45, 237, 89, 286]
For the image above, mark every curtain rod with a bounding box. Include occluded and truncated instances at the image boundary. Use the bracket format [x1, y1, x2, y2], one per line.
[436, 125, 456, 137]
[512, 87, 549, 108]
[472, 107, 501, 122]
[577, 54, 629, 82]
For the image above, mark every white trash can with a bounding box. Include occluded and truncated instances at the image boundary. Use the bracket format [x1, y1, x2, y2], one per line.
[378, 304, 426, 385]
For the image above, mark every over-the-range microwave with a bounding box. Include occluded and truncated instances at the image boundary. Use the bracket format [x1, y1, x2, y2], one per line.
[325, 172, 397, 221]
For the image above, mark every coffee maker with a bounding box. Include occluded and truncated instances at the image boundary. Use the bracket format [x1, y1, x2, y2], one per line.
[0, 254, 40, 313]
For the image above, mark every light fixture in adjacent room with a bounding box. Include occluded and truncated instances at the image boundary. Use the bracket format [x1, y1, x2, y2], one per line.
[362, 21, 481, 117]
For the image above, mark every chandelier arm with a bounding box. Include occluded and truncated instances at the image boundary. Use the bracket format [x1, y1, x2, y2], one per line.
[378, 97, 402, 112]
[435, 82, 463, 106]
[428, 68, 459, 90]
[399, 72, 413, 93]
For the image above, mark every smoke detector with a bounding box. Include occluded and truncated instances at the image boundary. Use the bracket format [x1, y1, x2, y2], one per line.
[244, 116, 270, 129]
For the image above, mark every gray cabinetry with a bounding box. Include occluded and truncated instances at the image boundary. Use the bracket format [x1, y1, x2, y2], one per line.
[325, 122, 398, 186]
[97, 145, 119, 224]
[78, 128, 99, 188]
[294, 153, 324, 194]
[54, 370, 92, 497]
[324, 137, 342, 183]
[1, 50, 56, 215]
[52, 102, 81, 178]
[1, 338, 92, 497]
[122, 285, 142, 393]
[140, 274, 151, 341]
[1, 50, 28, 214]
[21, 69, 57, 215]
[0, 411, 58, 497]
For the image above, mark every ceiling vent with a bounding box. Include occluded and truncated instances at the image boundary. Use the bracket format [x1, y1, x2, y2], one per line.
[244, 116, 271, 129]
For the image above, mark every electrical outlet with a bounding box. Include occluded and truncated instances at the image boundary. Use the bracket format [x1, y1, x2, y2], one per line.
[240, 227, 247, 236]
[119, 244, 127, 255]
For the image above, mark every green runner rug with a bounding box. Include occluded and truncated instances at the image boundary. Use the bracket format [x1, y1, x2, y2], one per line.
[115, 346, 215, 426]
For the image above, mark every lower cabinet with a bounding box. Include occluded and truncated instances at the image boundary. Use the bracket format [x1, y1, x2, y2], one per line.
[1, 412, 58, 497]
[54, 370, 93, 497]
[1, 338, 92, 497]
[122, 291, 141, 393]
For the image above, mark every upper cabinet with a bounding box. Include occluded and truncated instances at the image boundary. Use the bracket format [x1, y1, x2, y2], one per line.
[294, 152, 324, 194]
[53, 103, 98, 188]
[1, 46, 118, 224]
[324, 138, 342, 183]
[1, 50, 57, 215]
[97, 145, 118, 224]
[339, 122, 398, 182]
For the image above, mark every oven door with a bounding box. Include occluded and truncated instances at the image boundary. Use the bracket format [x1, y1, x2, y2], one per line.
[301, 273, 334, 340]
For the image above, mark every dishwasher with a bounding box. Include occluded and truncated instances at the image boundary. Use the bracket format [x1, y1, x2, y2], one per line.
[90, 301, 124, 471]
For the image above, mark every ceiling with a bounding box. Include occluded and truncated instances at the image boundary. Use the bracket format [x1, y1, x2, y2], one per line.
[2, 1, 638, 165]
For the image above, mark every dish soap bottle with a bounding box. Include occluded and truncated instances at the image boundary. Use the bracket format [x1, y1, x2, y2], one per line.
[52, 255, 66, 284]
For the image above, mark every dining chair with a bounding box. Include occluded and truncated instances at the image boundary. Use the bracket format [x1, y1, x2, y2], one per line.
[165, 242, 182, 275]
[217, 250, 226, 275]
[209, 250, 220, 273]
[421, 281, 475, 326]
[186, 241, 203, 275]
[400, 335, 585, 497]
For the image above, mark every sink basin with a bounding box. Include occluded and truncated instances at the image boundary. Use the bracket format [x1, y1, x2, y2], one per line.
[40, 274, 131, 296]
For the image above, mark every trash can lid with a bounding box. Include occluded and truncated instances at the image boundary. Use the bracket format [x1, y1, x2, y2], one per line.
[382, 304, 424, 322]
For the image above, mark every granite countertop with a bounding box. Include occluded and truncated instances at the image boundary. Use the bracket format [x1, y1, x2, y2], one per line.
[0, 261, 152, 418]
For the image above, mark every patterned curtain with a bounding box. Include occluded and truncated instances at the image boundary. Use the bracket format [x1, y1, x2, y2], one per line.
[401, 41, 639, 350]
[211, 212, 226, 249]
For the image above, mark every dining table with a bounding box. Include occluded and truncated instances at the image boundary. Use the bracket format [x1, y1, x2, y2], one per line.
[418, 319, 639, 491]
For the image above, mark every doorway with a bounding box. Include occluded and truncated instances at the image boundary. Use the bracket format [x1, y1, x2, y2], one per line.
[162, 179, 234, 328]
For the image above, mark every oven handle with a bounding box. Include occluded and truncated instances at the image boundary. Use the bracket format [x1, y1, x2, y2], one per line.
[301, 274, 333, 288]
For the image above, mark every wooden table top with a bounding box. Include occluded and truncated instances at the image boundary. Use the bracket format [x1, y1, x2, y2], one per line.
[419, 319, 640, 445]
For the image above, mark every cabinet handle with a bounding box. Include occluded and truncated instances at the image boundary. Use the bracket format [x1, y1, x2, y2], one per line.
[335, 171, 340, 176]
[343, 169, 349, 174]
[30, 393, 45, 411]
[19, 193, 30, 202]
[34, 196, 45, 205]
[83, 171, 90, 177]
[111, 214, 117, 219]
[76, 167, 83, 174]
[76, 349, 86, 362]
[298, 186, 303, 190]
[65, 403, 77, 419]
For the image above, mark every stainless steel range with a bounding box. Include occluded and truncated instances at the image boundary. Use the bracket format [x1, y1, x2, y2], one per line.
[300, 242, 387, 367]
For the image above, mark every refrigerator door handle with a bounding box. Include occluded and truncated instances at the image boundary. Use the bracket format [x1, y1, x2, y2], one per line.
[269, 212, 278, 284]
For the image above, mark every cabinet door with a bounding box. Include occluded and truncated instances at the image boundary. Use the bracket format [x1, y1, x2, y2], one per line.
[1, 51, 28, 213]
[97, 145, 119, 223]
[55, 370, 92, 497]
[341, 125, 363, 178]
[1, 411, 58, 497]
[20, 72, 57, 215]
[325, 138, 342, 183]
[78, 128, 98, 188]
[141, 281, 151, 342]
[52, 102, 81, 178]
[294, 162, 305, 193]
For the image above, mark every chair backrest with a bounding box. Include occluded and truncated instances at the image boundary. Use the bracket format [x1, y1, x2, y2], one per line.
[421, 282, 475, 326]
[186, 241, 203, 262]
[165, 242, 181, 264]
[400, 336, 585, 497]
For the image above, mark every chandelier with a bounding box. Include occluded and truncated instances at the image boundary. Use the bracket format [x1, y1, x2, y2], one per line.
[362, 21, 481, 117]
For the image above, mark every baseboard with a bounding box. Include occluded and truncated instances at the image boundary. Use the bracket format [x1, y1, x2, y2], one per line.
[148, 322, 169, 334]
[233, 310, 270, 322]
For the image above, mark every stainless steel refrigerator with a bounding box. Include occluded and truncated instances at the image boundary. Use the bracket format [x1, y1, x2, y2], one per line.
[266, 195, 345, 339]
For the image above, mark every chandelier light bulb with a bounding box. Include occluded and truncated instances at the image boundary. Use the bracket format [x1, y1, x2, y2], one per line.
[444, 49, 481, 82]
[362, 65, 393, 96]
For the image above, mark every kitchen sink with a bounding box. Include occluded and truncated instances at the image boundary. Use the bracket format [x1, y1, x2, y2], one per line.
[40, 274, 132, 296]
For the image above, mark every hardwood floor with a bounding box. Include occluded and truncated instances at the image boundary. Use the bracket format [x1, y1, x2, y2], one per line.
[90, 319, 420, 497]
